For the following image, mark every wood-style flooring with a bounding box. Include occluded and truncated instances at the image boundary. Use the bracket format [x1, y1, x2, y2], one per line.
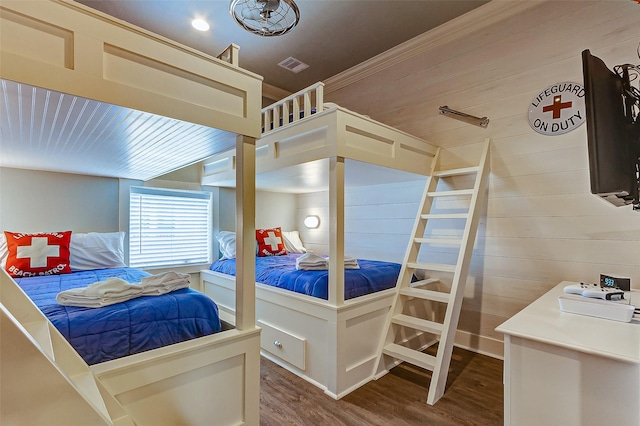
[260, 346, 504, 425]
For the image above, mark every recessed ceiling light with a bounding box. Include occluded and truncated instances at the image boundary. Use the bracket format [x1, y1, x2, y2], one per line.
[192, 18, 210, 31]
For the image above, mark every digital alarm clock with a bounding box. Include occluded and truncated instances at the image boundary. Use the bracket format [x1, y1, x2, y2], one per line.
[600, 273, 631, 291]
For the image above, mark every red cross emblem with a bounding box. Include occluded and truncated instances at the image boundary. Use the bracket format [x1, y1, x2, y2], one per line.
[17, 237, 60, 267]
[542, 95, 572, 119]
[263, 231, 282, 250]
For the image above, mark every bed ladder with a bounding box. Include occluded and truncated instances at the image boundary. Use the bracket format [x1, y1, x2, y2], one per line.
[374, 138, 490, 405]
[1, 270, 136, 425]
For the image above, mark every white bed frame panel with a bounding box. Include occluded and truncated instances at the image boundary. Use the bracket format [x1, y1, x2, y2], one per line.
[1, 1, 261, 424]
[0, 0, 261, 137]
[201, 269, 397, 399]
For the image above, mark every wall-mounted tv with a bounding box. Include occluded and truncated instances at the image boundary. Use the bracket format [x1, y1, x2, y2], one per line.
[581, 49, 640, 210]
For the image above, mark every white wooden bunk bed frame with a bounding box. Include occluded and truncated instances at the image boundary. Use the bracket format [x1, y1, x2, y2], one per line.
[0, 1, 261, 425]
[200, 82, 439, 399]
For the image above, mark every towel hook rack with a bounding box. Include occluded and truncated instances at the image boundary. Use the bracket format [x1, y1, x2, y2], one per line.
[439, 106, 489, 128]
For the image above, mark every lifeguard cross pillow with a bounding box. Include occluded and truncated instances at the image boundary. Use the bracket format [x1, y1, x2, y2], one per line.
[4, 231, 72, 277]
[256, 227, 287, 257]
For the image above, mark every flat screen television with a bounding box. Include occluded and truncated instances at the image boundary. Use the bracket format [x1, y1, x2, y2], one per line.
[581, 49, 640, 210]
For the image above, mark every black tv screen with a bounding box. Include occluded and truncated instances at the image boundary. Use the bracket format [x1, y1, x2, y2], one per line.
[582, 49, 637, 207]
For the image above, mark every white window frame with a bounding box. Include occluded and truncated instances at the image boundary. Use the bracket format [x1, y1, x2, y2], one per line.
[129, 186, 212, 269]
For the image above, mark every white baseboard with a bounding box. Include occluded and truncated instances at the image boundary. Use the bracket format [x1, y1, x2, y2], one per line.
[455, 329, 504, 360]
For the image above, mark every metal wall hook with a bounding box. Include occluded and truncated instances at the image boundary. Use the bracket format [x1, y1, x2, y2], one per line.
[439, 105, 489, 128]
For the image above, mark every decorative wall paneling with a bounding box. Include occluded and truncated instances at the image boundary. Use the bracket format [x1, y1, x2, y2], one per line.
[323, 0, 640, 358]
[296, 180, 427, 260]
[325, 2, 633, 129]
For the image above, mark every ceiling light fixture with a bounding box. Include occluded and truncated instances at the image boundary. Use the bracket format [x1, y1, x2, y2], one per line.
[229, 0, 300, 37]
[192, 18, 210, 31]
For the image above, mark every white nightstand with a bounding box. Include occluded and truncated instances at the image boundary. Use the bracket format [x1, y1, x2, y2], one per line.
[496, 281, 640, 426]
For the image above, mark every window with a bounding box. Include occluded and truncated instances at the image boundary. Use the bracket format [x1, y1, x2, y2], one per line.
[129, 186, 211, 268]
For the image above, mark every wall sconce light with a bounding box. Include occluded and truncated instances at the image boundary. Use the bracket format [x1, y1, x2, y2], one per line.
[303, 215, 320, 229]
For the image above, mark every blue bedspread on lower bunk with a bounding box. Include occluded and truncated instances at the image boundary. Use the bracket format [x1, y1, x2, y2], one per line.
[15, 268, 222, 365]
[209, 254, 400, 300]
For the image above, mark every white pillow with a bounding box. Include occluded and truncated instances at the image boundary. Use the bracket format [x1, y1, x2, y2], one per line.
[282, 230, 307, 254]
[217, 231, 237, 259]
[69, 232, 127, 271]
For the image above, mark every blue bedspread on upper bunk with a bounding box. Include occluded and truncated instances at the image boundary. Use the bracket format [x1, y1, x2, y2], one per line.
[14, 268, 222, 365]
[209, 254, 400, 300]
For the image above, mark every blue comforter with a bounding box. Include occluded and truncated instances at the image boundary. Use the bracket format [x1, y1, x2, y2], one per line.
[15, 268, 222, 365]
[210, 254, 400, 300]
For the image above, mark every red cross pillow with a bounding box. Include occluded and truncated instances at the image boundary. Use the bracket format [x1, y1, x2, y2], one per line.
[256, 227, 287, 257]
[4, 231, 72, 277]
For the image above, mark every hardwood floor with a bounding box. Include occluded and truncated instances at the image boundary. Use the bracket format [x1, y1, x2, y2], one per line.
[260, 346, 504, 425]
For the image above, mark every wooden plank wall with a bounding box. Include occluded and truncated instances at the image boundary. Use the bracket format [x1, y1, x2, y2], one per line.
[297, 179, 426, 261]
[322, 0, 640, 357]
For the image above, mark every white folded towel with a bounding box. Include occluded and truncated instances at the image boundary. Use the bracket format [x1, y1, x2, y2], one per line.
[140, 271, 190, 295]
[325, 255, 360, 269]
[296, 253, 361, 270]
[296, 252, 328, 270]
[56, 271, 191, 308]
[343, 256, 360, 270]
[56, 277, 143, 308]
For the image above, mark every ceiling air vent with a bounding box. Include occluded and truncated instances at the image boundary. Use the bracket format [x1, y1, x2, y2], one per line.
[278, 56, 309, 73]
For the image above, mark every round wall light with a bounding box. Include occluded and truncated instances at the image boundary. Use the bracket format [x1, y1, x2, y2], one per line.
[303, 215, 320, 229]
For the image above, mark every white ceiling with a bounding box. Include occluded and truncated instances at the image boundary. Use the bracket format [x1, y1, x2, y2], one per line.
[0, 79, 236, 180]
[75, 0, 489, 94]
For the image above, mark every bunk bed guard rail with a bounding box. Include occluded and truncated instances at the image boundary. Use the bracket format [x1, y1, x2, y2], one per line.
[262, 82, 325, 134]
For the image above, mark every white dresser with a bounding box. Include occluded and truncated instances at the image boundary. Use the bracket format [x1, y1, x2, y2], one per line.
[496, 281, 640, 426]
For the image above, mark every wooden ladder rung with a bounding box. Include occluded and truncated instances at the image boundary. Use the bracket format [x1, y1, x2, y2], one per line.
[409, 278, 440, 288]
[427, 189, 474, 198]
[392, 314, 444, 335]
[400, 287, 450, 303]
[414, 237, 462, 245]
[421, 213, 468, 220]
[383, 343, 436, 371]
[407, 262, 455, 273]
[434, 166, 479, 177]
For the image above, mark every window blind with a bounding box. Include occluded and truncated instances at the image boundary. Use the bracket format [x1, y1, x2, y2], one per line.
[129, 186, 211, 268]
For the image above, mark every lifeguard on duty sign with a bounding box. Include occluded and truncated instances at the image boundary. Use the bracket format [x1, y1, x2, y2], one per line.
[528, 82, 586, 135]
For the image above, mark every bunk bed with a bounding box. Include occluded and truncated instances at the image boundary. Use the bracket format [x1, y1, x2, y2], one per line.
[5, 233, 222, 365]
[200, 82, 439, 399]
[0, 1, 261, 425]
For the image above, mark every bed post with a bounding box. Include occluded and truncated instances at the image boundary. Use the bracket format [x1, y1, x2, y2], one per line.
[328, 156, 346, 306]
[235, 134, 257, 330]
[327, 155, 347, 396]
